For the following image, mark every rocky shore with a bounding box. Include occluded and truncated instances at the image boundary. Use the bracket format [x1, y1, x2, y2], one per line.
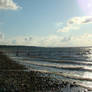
[0, 52, 92, 92]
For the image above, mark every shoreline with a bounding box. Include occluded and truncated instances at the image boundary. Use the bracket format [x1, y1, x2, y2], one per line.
[0, 52, 92, 92]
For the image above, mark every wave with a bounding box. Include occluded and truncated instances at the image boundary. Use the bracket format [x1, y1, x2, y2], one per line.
[42, 59, 92, 66]
[11, 56, 92, 90]
[32, 63, 92, 72]
[28, 68, 92, 82]
[28, 68, 92, 91]
[16, 59, 92, 72]
[12, 56, 92, 66]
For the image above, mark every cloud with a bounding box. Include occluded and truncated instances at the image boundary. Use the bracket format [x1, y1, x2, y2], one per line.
[24, 37, 32, 41]
[1, 33, 92, 47]
[0, 32, 4, 40]
[56, 22, 63, 27]
[68, 16, 92, 24]
[57, 25, 79, 32]
[4, 35, 65, 47]
[11, 40, 16, 44]
[57, 16, 92, 32]
[70, 33, 92, 46]
[0, 32, 5, 45]
[0, 0, 21, 10]
[61, 37, 71, 42]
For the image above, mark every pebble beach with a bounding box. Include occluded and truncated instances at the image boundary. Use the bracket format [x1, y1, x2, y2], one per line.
[0, 52, 92, 92]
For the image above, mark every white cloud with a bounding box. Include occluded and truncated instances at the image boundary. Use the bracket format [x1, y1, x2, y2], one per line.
[56, 22, 63, 27]
[0, 32, 5, 45]
[0, 32, 4, 40]
[4, 35, 65, 47]
[0, 0, 21, 10]
[68, 16, 92, 25]
[66, 33, 92, 46]
[1, 33, 92, 47]
[57, 25, 79, 32]
[57, 16, 92, 32]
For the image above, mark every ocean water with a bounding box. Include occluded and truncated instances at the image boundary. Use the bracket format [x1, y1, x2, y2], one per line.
[10, 47, 92, 89]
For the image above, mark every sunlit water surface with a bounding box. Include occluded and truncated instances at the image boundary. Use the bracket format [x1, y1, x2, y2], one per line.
[10, 47, 92, 89]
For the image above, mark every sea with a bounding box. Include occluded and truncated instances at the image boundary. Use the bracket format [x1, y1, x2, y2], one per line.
[6, 46, 92, 89]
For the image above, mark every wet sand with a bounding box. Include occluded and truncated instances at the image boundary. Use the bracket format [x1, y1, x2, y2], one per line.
[0, 52, 92, 92]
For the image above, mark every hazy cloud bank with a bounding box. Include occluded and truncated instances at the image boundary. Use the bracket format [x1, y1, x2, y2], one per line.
[2, 34, 92, 47]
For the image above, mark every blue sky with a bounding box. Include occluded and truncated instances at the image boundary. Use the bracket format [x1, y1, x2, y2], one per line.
[0, 0, 92, 47]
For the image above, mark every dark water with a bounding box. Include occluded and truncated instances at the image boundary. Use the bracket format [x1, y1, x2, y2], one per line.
[10, 47, 92, 89]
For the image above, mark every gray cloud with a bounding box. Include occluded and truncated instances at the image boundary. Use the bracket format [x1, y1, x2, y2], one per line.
[24, 37, 32, 41]
[82, 18, 92, 24]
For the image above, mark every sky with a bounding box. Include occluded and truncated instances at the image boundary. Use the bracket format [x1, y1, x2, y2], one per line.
[0, 0, 92, 47]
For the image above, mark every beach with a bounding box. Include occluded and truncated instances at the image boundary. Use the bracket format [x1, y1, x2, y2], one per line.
[0, 51, 92, 92]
